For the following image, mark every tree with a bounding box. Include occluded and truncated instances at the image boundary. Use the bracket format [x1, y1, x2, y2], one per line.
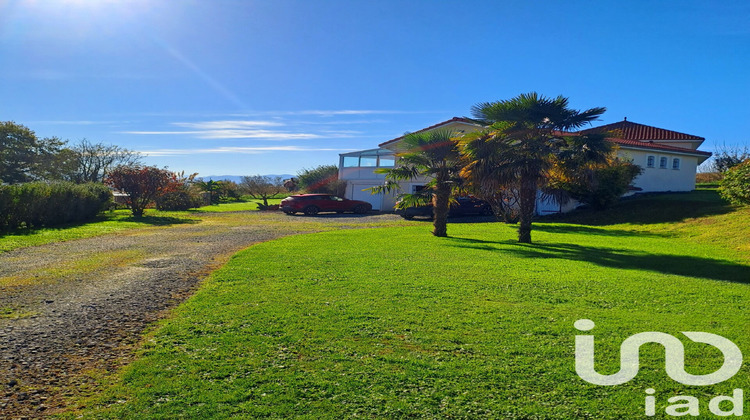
[106, 166, 177, 217]
[240, 175, 286, 208]
[71, 139, 142, 183]
[195, 179, 240, 204]
[0, 121, 65, 184]
[469, 93, 607, 243]
[297, 165, 346, 195]
[719, 159, 750, 205]
[711, 145, 750, 173]
[372, 129, 463, 237]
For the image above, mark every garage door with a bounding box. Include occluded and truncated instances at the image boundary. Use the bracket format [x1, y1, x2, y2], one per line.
[351, 184, 383, 210]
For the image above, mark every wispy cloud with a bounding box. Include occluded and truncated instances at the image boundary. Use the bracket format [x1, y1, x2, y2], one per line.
[124, 129, 321, 140]
[32, 120, 124, 126]
[139, 146, 356, 157]
[173, 120, 284, 129]
[123, 118, 364, 140]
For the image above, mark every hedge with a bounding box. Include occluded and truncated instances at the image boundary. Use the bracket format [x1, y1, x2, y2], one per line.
[0, 182, 112, 231]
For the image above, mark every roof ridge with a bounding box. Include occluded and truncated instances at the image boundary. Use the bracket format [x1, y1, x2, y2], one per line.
[378, 117, 484, 147]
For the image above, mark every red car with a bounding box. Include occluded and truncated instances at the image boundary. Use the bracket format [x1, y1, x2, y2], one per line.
[280, 194, 372, 215]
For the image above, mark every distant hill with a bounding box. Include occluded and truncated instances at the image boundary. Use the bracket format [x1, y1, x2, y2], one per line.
[199, 175, 295, 183]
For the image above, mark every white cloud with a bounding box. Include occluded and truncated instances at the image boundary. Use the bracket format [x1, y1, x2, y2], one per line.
[139, 146, 356, 157]
[172, 120, 284, 129]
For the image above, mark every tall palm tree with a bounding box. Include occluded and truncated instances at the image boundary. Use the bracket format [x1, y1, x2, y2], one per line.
[371, 129, 463, 237]
[468, 93, 607, 243]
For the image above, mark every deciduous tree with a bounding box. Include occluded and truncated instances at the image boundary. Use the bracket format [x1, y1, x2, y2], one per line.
[240, 175, 286, 207]
[107, 166, 177, 217]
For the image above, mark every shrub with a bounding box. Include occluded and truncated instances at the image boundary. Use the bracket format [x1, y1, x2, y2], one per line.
[155, 187, 202, 211]
[0, 182, 111, 231]
[719, 159, 750, 205]
[551, 159, 643, 210]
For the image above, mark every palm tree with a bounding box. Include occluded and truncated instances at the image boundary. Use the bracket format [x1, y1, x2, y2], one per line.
[371, 129, 463, 237]
[468, 93, 607, 243]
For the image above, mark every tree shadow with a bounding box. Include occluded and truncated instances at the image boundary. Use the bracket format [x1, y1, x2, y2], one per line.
[544, 191, 734, 226]
[447, 238, 750, 284]
[532, 224, 668, 238]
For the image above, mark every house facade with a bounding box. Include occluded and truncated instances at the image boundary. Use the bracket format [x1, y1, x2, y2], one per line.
[338, 117, 712, 212]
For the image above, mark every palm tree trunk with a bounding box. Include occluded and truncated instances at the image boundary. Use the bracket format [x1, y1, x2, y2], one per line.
[517, 173, 537, 244]
[432, 174, 450, 237]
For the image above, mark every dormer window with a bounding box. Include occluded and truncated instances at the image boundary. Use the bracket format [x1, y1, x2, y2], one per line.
[647, 156, 655, 168]
[659, 157, 668, 169]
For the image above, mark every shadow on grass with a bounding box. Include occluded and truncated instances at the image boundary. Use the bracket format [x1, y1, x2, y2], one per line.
[448, 237, 750, 284]
[532, 224, 668, 238]
[544, 190, 734, 226]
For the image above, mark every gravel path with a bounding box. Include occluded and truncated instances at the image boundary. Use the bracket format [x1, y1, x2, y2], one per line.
[0, 211, 402, 418]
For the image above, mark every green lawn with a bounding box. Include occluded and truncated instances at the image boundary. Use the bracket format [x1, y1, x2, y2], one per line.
[70, 193, 750, 419]
[192, 199, 283, 213]
[0, 200, 284, 253]
[0, 210, 199, 253]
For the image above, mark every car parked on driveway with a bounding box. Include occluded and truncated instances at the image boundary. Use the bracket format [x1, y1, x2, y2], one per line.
[396, 196, 493, 219]
[280, 194, 373, 215]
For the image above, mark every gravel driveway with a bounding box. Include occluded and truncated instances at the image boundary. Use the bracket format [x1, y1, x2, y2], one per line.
[0, 211, 402, 418]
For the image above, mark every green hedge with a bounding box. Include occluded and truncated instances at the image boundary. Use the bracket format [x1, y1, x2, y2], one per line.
[0, 182, 112, 231]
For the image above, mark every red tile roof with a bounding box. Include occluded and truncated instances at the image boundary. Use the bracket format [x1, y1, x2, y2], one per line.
[377, 117, 711, 158]
[608, 138, 712, 156]
[378, 117, 483, 147]
[578, 119, 704, 141]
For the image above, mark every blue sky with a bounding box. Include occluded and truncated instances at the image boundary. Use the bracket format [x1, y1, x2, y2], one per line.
[1, 0, 748, 176]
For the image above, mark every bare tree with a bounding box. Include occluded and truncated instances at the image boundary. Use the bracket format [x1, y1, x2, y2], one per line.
[240, 175, 286, 207]
[72, 139, 142, 183]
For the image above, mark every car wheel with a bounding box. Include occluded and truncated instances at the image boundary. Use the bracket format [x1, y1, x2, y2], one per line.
[284, 211, 295, 215]
[401, 214, 414, 220]
[481, 207, 493, 216]
[303, 206, 320, 215]
[353, 204, 368, 214]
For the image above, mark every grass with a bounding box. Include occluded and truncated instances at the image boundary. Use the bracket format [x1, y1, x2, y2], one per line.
[69, 191, 750, 419]
[192, 199, 283, 213]
[0, 210, 199, 253]
[0, 199, 285, 253]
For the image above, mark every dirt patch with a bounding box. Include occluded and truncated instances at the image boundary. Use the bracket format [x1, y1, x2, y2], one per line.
[0, 211, 402, 418]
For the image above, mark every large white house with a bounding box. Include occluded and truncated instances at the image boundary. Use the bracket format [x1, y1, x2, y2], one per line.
[338, 117, 712, 213]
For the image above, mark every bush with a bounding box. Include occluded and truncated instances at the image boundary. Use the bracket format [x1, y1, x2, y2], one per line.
[155, 187, 202, 211]
[0, 182, 111, 231]
[552, 160, 643, 210]
[719, 159, 750, 205]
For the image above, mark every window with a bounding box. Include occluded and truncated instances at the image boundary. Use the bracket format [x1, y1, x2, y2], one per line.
[647, 156, 655, 168]
[659, 157, 668, 169]
[359, 156, 377, 167]
[378, 157, 395, 167]
[343, 156, 359, 167]
[672, 158, 680, 170]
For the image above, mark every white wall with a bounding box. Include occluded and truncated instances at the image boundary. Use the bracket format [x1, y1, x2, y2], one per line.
[617, 149, 698, 192]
